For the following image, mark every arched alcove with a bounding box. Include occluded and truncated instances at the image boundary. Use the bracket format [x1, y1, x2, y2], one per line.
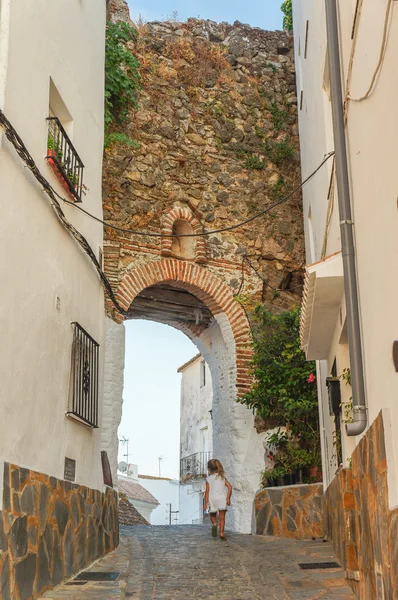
[161, 206, 207, 263]
[171, 219, 196, 259]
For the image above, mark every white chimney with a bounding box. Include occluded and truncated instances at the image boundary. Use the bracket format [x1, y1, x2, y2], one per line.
[127, 464, 138, 480]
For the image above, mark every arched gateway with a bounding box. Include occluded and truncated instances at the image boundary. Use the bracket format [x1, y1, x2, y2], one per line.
[102, 255, 268, 533]
[101, 7, 303, 533]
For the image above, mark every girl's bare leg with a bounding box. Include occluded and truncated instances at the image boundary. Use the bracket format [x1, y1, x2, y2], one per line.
[209, 512, 217, 526]
[219, 510, 227, 538]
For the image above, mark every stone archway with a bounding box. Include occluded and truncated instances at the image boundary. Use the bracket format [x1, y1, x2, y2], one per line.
[102, 258, 267, 533]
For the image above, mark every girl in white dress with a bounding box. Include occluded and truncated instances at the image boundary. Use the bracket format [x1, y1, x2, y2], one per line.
[204, 459, 232, 541]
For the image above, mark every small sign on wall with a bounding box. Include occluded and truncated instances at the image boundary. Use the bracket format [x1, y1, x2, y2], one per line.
[64, 457, 76, 482]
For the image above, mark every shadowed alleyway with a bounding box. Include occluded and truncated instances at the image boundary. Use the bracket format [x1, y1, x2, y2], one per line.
[39, 525, 356, 600]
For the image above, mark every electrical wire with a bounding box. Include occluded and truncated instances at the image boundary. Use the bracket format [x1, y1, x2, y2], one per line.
[0, 108, 129, 318]
[62, 151, 335, 238]
[0, 106, 334, 320]
[346, 0, 393, 103]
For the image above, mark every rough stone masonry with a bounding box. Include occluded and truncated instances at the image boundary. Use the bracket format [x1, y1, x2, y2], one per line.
[102, 0, 305, 533]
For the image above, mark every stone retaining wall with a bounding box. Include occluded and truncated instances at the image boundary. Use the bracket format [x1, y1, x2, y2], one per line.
[0, 463, 118, 600]
[324, 412, 398, 599]
[255, 483, 324, 539]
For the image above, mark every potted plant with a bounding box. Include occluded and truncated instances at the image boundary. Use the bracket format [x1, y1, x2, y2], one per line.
[261, 465, 289, 488]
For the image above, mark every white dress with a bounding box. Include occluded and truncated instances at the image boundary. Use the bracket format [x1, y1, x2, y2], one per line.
[207, 473, 228, 512]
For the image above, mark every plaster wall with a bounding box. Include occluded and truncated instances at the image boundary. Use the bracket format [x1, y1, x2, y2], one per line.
[179, 355, 212, 524]
[293, 0, 398, 509]
[0, 0, 106, 493]
[102, 318, 126, 483]
[180, 356, 213, 460]
[179, 484, 203, 525]
[138, 478, 180, 525]
[128, 498, 157, 523]
[193, 315, 267, 534]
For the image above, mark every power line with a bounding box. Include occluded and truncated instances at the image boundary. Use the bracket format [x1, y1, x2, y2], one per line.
[0, 108, 129, 318]
[62, 151, 335, 238]
[0, 107, 334, 319]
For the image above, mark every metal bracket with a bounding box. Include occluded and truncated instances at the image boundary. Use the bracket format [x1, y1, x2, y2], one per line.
[340, 220, 354, 225]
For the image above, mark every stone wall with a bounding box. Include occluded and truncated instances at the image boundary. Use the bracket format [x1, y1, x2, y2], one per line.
[104, 8, 304, 319]
[0, 463, 118, 600]
[102, 1, 305, 535]
[323, 467, 358, 589]
[324, 412, 398, 599]
[255, 483, 324, 539]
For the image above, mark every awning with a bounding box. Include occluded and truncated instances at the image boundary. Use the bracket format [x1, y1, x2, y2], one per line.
[300, 252, 344, 360]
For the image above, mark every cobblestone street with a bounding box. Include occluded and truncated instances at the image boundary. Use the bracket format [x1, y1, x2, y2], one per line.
[39, 525, 356, 600]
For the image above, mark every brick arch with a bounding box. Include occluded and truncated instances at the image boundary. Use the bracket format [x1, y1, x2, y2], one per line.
[115, 259, 252, 397]
[161, 206, 207, 263]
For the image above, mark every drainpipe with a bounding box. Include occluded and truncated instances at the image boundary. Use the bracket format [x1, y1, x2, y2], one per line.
[325, 0, 367, 436]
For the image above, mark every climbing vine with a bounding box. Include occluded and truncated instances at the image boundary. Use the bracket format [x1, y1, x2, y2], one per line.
[281, 0, 293, 32]
[104, 21, 141, 149]
[240, 306, 319, 440]
[240, 306, 321, 483]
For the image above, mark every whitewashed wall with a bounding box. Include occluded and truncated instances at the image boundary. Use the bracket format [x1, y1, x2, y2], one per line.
[179, 355, 212, 524]
[0, 0, 106, 493]
[138, 477, 180, 525]
[179, 355, 213, 459]
[102, 318, 126, 483]
[293, 0, 398, 508]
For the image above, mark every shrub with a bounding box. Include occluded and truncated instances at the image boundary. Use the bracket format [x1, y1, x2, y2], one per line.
[263, 137, 295, 165]
[240, 306, 318, 441]
[244, 154, 266, 170]
[104, 21, 141, 147]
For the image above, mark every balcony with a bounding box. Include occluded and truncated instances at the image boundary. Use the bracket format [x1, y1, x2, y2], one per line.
[46, 117, 84, 202]
[180, 452, 211, 484]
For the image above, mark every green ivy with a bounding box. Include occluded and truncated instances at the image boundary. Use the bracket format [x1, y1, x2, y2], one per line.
[105, 21, 141, 148]
[281, 0, 293, 32]
[240, 306, 318, 441]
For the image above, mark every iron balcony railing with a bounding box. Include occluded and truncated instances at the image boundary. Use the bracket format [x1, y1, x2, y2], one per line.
[46, 117, 84, 202]
[180, 452, 211, 483]
[67, 322, 100, 428]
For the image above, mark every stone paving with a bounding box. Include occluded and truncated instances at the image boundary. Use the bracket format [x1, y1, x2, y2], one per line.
[39, 525, 356, 600]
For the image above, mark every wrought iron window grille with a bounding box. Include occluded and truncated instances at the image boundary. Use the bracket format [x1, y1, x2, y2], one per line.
[180, 452, 211, 483]
[46, 117, 84, 202]
[67, 322, 99, 428]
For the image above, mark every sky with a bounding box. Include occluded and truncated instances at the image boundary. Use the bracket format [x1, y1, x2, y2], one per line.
[127, 0, 284, 30]
[117, 320, 196, 479]
[118, 0, 284, 481]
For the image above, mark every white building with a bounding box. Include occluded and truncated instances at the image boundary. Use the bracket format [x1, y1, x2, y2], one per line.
[138, 475, 180, 525]
[293, 0, 398, 596]
[0, 1, 111, 596]
[118, 471, 159, 523]
[178, 354, 213, 525]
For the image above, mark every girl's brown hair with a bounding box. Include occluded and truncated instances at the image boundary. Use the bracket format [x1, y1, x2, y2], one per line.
[207, 459, 225, 479]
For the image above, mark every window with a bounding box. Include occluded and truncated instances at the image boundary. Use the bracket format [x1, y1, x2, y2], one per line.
[200, 360, 206, 388]
[46, 117, 85, 202]
[67, 322, 100, 428]
[46, 79, 84, 202]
